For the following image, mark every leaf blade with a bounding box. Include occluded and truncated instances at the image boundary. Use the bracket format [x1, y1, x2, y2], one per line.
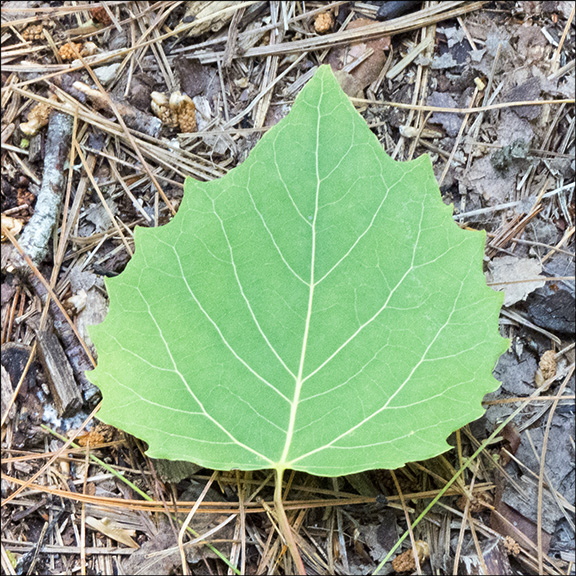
[89, 66, 507, 476]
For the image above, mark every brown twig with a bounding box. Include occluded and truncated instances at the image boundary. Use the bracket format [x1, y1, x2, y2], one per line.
[71, 80, 162, 138]
[391, 470, 422, 575]
[193, 1, 487, 62]
[178, 471, 219, 575]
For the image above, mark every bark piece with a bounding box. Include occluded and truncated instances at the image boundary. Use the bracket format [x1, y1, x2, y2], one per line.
[1, 365, 16, 423]
[36, 329, 82, 417]
[526, 289, 576, 334]
[26, 273, 98, 404]
[180, 1, 242, 37]
[460, 537, 512, 575]
[376, 1, 422, 21]
[0, 342, 35, 399]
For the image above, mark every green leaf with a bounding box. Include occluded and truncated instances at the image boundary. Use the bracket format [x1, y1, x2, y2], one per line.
[89, 66, 507, 477]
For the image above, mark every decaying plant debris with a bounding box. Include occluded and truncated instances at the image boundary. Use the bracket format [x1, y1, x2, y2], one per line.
[1, 2, 574, 575]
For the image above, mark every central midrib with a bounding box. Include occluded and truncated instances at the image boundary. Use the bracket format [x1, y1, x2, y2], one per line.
[277, 99, 323, 469]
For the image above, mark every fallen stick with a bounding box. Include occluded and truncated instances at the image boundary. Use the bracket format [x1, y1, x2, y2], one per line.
[14, 110, 73, 269]
[72, 81, 162, 138]
[27, 272, 99, 405]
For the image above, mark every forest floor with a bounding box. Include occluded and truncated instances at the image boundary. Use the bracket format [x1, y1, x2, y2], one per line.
[1, 1, 575, 575]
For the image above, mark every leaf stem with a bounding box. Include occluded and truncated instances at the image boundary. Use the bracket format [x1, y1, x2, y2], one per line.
[274, 468, 306, 575]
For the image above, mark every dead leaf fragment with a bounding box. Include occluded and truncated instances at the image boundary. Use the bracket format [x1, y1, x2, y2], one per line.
[85, 516, 139, 548]
[493, 473, 556, 552]
[1, 214, 23, 240]
[392, 541, 430, 572]
[499, 422, 521, 466]
[328, 18, 390, 97]
[460, 537, 512, 575]
[75, 286, 108, 349]
[427, 91, 462, 137]
[122, 520, 179, 575]
[486, 256, 546, 306]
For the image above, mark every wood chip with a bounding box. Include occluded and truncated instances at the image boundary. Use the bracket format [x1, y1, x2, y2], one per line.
[36, 329, 82, 417]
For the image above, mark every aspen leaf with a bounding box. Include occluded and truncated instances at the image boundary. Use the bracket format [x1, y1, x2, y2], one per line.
[89, 66, 507, 477]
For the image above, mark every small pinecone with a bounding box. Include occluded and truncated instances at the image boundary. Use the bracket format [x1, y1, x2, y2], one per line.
[59, 42, 82, 61]
[151, 91, 197, 132]
[504, 536, 520, 556]
[539, 350, 557, 380]
[151, 92, 178, 128]
[22, 24, 44, 41]
[170, 91, 196, 133]
[314, 12, 334, 34]
[90, 6, 112, 26]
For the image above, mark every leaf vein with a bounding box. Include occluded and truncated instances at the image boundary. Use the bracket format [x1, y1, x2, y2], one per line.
[138, 286, 275, 465]
[160, 242, 291, 404]
[289, 269, 469, 466]
[210, 196, 298, 379]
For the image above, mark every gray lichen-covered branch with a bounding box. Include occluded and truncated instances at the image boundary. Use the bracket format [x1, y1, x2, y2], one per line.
[15, 110, 73, 268]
